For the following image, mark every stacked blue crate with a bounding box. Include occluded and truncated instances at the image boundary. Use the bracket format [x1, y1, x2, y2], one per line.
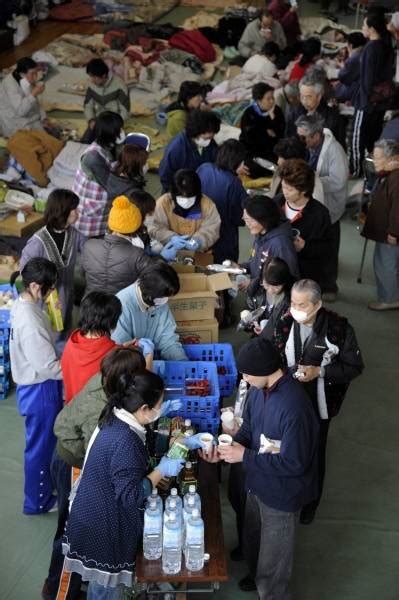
[0, 284, 18, 400]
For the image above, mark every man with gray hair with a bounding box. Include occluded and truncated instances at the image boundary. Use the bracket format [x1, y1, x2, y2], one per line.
[286, 67, 345, 147]
[296, 113, 348, 301]
[362, 138, 399, 310]
[262, 278, 364, 524]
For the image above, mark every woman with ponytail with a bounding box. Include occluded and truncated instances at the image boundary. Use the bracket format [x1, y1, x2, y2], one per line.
[9, 257, 63, 515]
[62, 348, 185, 599]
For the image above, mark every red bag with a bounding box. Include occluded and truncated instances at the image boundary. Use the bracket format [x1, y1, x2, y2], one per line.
[169, 30, 216, 63]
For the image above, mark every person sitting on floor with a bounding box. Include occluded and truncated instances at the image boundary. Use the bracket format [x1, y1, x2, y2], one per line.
[165, 80, 205, 140]
[73, 111, 124, 238]
[240, 82, 285, 178]
[242, 41, 280, 80]
[148, 169, 221, 262]
[238, 8, 287, 58]
[159, 109, 220, 192]
[112, 261, 188, 361]
[106, 133, 151, 201]
[81, 58, 130, 144]
[20, 189, 85, 345]
[82, 195, 153, 296]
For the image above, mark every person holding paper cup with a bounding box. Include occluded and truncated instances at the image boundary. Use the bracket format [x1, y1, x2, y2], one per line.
[201, 337, 319, 597]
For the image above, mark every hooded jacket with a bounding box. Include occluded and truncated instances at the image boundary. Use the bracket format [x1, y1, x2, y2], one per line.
[234, 375, 319, 512]
[82, 233, 153, 296]
[61, 331, 117, 404]
[241, 219, 299, 280]
[314, 128, 348, 225]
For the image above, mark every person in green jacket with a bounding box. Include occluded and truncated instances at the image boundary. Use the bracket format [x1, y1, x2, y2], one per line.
[165, 81, 204, 140]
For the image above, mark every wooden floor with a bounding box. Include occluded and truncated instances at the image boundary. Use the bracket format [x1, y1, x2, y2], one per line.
[0, 21, 102, 69]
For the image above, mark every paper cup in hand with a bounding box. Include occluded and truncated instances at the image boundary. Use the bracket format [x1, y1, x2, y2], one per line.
[221, 411, 235, 430]
[200, 433, 214, 454]
[218, 434, 233, 446]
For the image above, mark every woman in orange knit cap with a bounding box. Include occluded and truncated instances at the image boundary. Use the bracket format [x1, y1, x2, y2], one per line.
[82, 195, 153, 296]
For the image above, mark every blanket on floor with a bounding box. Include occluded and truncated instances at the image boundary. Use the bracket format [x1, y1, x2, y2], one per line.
[7, 130, 64, 188]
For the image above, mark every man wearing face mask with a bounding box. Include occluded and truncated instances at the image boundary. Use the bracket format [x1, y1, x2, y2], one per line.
[112, 261, 188, 361]
[82, 195, 154, 296]
[0, 56, 46, 138]
[262, 279, 364, 524]
[148, 169, 221, 262]
[159, 109, 220, 192]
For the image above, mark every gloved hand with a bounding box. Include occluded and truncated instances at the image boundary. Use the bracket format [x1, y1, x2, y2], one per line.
[160, 241, 179, 262]
[184, 237, 202, 251]
[157, 456, 185, 477]
[170, 235, 190, 249]
[137, 337, 154, 357]
[160, 398, 183, 417]
[183, 432, 210, 450]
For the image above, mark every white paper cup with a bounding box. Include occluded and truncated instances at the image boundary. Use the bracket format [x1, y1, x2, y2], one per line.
[218, 434, 233, 446]
[221, 411, 235, 429]
[200, 433, 214, 453]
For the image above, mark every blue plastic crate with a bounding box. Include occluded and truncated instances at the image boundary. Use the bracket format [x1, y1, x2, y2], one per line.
[0, 374, 10, 399]
[0, 283, 18, 332]
[183, 344, 238, 396]
[153, 360, 220, 434]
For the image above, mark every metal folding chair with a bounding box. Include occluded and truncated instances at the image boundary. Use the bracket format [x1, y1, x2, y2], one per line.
[357, 156, 375, 283]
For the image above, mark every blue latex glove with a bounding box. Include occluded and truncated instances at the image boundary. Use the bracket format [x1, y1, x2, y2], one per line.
[137, 337, 154, 356]
[157, 456, 185, 477]
[170, 235, 190, 250]
[184, 237, 202, 251]
[160, 398, 183, 417]
[160, 240, 179, 262]
[183, 432, 210, 450]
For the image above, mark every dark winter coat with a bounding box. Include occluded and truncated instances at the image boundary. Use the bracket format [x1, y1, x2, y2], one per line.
[240, 104, 285, 162]
[106, 172, 145, 203]
[354, 38, 394, 112]
[362, 170, 399, 243]
[286, 99, 346, 148]
[335, 49, 362, 104]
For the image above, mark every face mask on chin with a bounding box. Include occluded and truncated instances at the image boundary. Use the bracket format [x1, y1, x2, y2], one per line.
[195, 137, 211, 148]
[116, 129, 126, 145]
[145, 407, 161, 424]
[142, 163, 149, 175]
[20, 77, 31, 95]
[130, 235, 145, 249]
[153, 297, 169, 306]
[290, 307, 308, 323]
[176, 195, 196, 210]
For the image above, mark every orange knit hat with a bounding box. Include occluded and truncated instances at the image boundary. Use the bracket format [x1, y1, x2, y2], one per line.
[108, 195, 142, 234]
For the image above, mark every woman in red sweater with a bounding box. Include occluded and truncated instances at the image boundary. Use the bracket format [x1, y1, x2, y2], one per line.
[289, 38, 321, 81]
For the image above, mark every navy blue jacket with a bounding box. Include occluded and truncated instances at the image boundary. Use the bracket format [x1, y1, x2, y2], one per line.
[197, 162, 247, 262]
[159, 131, 218, 192]
[354, 39, 394, 111]
[241, 219, 299, 279]
[335, 50, 362, 104]
[234, 375, 319, 512]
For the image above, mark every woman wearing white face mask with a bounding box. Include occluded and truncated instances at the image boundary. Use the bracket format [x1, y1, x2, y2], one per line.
[106, 134, 151, 202]
[62, 351, 185, 599]
[82, 195, 154, 296]
[159, 109, 220, 192]
[0, 56, 46, 138]
[148, 169, 221, 262]
[73, 111, 125, 238]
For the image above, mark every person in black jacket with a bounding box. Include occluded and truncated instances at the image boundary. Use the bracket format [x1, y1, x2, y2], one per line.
[276, 158, 333, 293]
[262, 278, 364, 525]
[240, 82, 285, 178]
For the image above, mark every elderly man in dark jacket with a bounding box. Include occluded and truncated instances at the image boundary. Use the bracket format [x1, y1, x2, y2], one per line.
[262, 278, 364, 524]
[362, 139, 399, 310]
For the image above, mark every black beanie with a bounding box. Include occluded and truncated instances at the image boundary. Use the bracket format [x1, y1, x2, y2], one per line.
[237, 337, 281, 376]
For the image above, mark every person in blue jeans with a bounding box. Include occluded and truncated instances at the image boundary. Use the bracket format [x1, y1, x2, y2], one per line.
[9, 258, 63, 515]
[201, 337, 319, 598]
[62, 351, 185, 599]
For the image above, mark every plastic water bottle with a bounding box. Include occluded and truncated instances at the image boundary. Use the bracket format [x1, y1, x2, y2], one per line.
[184, 484, 201, 513]
[143, 500, 162, 560]
[164, 498, 182, 546]
[182, 495, 197, 553]
[162, 512, 182, 574]
[165, 488, 183, 513]
[185, 508, 205, 571]
[146, 488, 163, 512]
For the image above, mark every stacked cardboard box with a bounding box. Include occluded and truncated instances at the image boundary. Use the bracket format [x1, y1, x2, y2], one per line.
[169, 272, 231, 344]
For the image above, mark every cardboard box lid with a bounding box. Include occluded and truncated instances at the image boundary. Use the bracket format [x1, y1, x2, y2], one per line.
[177, 272, 231, 294]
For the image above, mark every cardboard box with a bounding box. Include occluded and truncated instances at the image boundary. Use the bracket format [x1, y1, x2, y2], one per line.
[176, 318, 219, 344]
[172, 250, 213, 274]
[169, 272, 231, 321]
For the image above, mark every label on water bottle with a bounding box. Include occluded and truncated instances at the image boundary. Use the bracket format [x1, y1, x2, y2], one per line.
[145, 513, 161, 535]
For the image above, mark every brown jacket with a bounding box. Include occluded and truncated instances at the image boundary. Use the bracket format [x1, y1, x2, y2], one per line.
[362, 169, 399, 243]
[148, 193, 221, 251]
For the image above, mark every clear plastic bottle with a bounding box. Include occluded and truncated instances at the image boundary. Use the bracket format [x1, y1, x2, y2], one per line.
[183, 484, 201, 513]
[143, 499, 162, 560]
[146, 488, 163, 512]
[165, 487, 183, 514]
[162, 512, 182, 575]
[185, 508, 205, 572]
[234, 380, 248, 418]
[182, 495, 197, 554]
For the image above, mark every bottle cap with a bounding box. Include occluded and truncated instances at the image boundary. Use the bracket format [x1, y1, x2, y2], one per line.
[184, 419, 191, 426]
[192, 508, 199, 517]
[204, 553, 210, 561]
[186, 461, 192, 469]
[171, 488, 178, 496]
[189, 484, 196, 493]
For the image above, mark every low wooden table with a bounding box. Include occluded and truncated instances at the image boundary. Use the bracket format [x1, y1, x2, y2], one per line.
[0, 211, 44, 238]
[135, 461, 228, 597]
